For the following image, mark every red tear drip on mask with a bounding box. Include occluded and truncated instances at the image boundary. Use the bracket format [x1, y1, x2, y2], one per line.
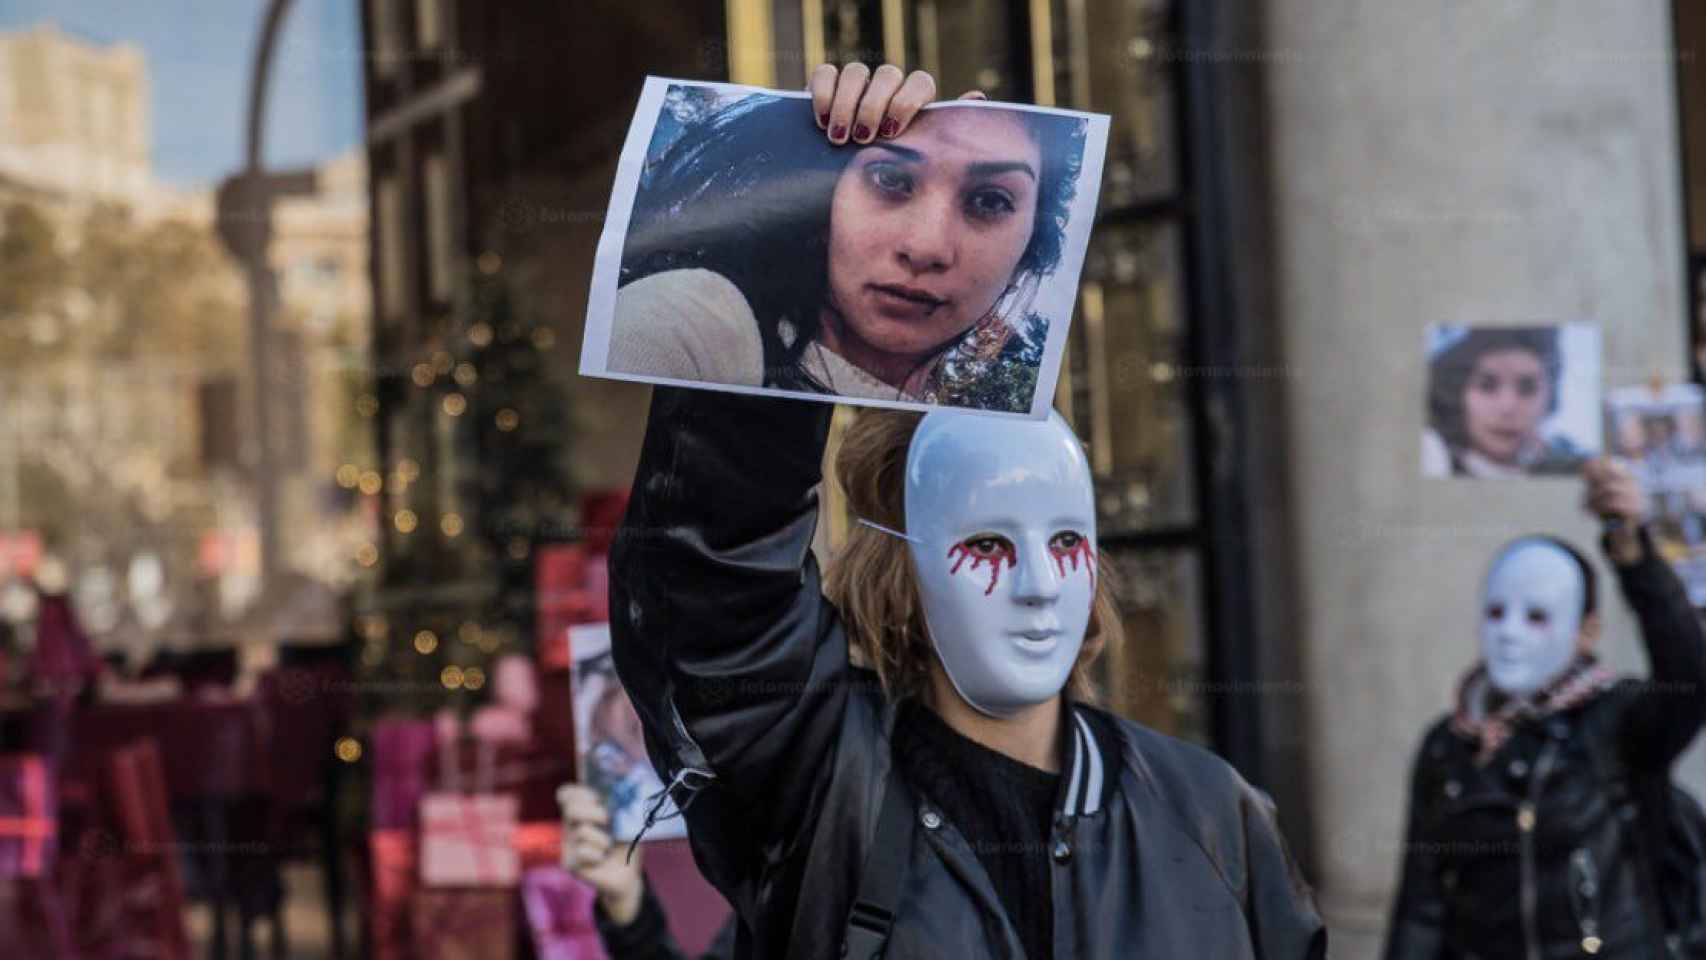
[947, 543, 1015, 596]
[1050, 539, 1096, 587]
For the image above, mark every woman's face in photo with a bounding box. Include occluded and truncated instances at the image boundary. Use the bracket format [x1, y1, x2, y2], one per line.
[1462, 348, 1551, 463]
[825, 107, 1041, 361]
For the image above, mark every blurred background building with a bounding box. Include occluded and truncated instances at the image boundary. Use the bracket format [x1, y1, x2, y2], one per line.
[1, 1, 1704, 957]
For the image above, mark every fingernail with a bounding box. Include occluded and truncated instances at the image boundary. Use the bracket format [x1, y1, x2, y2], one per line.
[818, 111, 829, 128]
[853, 123, 872, 142]
[830, 124, 847, 141]
[878, 117, 898, 137]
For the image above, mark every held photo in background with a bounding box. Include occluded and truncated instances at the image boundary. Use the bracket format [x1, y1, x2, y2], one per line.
[1607, 383, 1706, 606]
[568, 622, 683, 843]
[580, 77, 1110, 417]
[1421, 324, 1603, 478]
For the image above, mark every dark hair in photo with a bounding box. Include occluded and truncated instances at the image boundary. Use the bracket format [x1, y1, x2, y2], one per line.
[619, 87, 1088, 395]
[1427, 326, 1562, 452]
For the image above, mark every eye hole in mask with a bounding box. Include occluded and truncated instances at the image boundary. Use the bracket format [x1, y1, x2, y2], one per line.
[948, 536, 1016, 596]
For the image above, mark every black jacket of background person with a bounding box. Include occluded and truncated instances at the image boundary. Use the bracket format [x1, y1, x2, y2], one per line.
[608, 387, 1327, 959]
[1385, 529, 1706, 959]
[595, 882, 738, 960]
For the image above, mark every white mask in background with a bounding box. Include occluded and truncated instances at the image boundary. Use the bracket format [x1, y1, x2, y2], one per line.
[901, 410, 1097, 718]
[1480, 538, 1587, 697]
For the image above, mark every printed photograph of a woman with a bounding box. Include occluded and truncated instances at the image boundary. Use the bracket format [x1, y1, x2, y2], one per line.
[1421, 324, 1601, 478]
[596, 74, 1097, 414]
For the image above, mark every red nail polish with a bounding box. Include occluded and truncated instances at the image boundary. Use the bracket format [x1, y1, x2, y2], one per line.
[818, 111, 830, 128]
[830, 124, 847, 140]
[853, 123, 871, 141]
[878, 117, 897, 137]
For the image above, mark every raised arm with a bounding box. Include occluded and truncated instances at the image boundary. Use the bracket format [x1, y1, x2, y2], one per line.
[608, 387, 846, 880]
[1584, 458, 1706, 769]
[1609, 524, 1706, 769]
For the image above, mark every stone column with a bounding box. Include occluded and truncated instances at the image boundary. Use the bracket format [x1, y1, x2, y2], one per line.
[1261, 1, 1690, 954]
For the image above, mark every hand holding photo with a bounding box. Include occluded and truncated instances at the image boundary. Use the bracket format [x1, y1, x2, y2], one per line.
[567, 622, 682, 843]
[1606, 383, 1706, 605]
[1420, 324, 1603, 478]
[579, 74, 1110, 418]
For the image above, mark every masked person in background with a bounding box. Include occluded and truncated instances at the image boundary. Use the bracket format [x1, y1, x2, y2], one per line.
[1385, 458, 1706, 959]
[609, 67, 1325, 959]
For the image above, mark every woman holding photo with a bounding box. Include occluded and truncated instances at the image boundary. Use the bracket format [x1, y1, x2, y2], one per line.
[1422, 326, 1591, 477]
[1384, 459, 1706, 957]
[607, 59, 1325, 960]
[607, 64, 1086, 412]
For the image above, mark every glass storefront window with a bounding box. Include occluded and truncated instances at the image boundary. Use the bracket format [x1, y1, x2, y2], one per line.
[1092, 546, 1206, 744]
[1071, 222, 1196, 535]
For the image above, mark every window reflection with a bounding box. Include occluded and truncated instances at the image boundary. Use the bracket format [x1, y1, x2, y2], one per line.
[1093, 547, 1206, 744]
[1072, 222, 1195, 534]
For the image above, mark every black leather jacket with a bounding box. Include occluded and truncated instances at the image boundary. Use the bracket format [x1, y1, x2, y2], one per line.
[609, 388, 1327, 959]
[1384, 531, 1706, 960]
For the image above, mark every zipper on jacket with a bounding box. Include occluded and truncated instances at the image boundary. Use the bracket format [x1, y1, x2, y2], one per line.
[1569, 847, 1603, 955]
[1521, 740, 1562, 960]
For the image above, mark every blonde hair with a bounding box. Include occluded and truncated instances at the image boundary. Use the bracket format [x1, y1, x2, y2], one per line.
[823, 408, 1121, 705]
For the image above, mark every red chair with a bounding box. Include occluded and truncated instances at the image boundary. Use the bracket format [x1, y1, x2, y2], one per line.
[106, 739, 191, 960]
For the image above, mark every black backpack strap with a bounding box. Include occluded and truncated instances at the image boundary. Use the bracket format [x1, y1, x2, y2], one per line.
[842, 773, 917, 960]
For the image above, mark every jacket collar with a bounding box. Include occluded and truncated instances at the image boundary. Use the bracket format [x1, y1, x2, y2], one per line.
[1450, 655, 1618, 763]
[1060, 703, 1118, 818]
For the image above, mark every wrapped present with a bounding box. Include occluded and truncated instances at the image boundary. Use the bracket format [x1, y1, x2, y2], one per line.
[520, 866, 607, 960]
[534, 542, 610, 671]
[420, 793, 520, 886]
[420, 736, 519, 887]
[371, 717, 436, 830]
[369, 828, 416, 960]
[412, 887, 516, 960]
[511, 820, 564, 871]
[0, 752, 56, 877]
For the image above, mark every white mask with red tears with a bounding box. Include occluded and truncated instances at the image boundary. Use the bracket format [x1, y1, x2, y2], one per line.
[898, 409, 1097, 718]
[1480, 538, 1586, 697]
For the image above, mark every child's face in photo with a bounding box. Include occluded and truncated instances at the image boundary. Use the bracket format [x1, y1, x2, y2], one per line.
[824, 107, 1041, 362]
[1615, 415, 1646, 458]
[1462, 348, 1551, 464]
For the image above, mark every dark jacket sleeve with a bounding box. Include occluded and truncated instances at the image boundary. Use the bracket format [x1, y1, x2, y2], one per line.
[1239, 783, 1329, 960]
[608, 387, 850, 893]
[595, 883, 688, 960]
[1611, 526, 1706, 771]
[1383, 728, 1449, 960]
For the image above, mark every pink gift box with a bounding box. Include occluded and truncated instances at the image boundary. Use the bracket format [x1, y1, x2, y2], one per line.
[520, 866, 607, 960]
[420, 792, 520, 887]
